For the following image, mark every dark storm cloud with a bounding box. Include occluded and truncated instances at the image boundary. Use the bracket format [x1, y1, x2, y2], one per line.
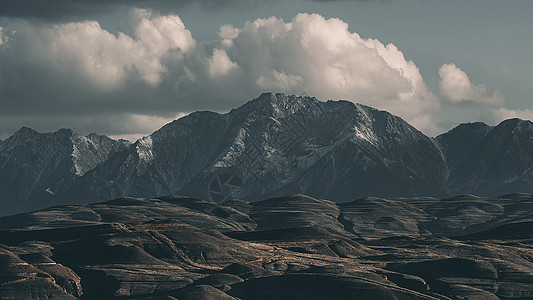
[0, 0, 270, 21]
[0, 0, 386, 21]
[0, 0, 121, 21]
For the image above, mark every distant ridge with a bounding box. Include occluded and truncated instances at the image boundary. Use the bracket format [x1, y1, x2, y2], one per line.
[2, 193, 533, 239]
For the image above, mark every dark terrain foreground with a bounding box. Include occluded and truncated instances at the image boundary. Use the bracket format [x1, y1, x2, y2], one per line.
[1, 194, 533, 299]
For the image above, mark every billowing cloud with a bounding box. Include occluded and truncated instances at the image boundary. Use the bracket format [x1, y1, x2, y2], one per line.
[0, 11, 443, 139]
[0, 10, 195, 113]
[257, 71, 303, 91]
[225, 14, 437, 122]
[439, 63, 505, 105]
[208, 48, 238, 77]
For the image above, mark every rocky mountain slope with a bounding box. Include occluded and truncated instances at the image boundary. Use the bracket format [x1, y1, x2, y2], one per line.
[437, 118, 533, 195]
[2, 93, 533, 215]
[0, 194, 532, 299]
[0, 128, 129, 216]
[60, 93, 447, 208]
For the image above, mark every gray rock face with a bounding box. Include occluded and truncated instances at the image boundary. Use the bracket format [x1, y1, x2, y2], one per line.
[176, 93, 449, 202]
[436, 118, 533, 195]
[53, 93, 448, 208]
[0, 127, 128, 215]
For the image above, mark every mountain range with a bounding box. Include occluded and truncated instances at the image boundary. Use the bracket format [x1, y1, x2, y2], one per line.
[2, 93, 533, 216]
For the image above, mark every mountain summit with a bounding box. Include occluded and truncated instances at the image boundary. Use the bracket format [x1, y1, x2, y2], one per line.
[437, 118, 533, 195]
[63, 93, 447, 205]
[1, 93, 533, 215]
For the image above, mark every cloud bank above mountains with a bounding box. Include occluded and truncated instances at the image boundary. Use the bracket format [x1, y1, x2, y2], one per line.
[0, 9, 510, 140]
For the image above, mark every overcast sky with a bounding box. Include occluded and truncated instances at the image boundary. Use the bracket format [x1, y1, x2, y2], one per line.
[1, 0, 532, 140]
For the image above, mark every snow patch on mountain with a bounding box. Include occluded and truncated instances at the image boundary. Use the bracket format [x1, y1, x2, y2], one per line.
[136, 136, 155, 163]
[353, 125, 378, 145]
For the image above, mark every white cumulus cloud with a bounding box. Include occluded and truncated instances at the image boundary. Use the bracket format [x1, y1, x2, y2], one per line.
[223, 13, 438, 127]
[256, 71, 303, 91]
[439, 63, 505, 105]
[0, 9, 194, 91]
[219, 24, 240, 39]
[208, 48, 238, 77]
